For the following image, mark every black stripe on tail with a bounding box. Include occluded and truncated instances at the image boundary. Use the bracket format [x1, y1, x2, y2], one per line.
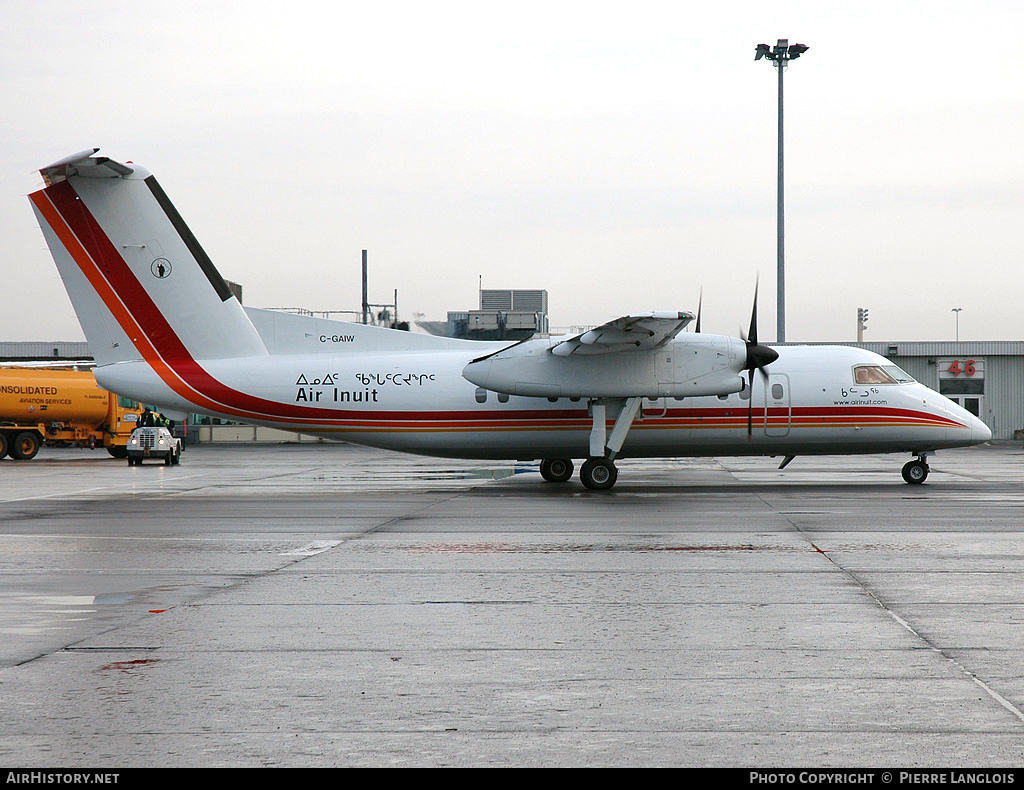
[144, 176, 233, 302]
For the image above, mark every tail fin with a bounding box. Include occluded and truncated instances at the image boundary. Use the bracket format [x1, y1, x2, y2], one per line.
[29, 149, 267, 367]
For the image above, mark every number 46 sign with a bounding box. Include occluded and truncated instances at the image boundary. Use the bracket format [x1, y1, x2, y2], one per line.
[940, 358, 984, 379]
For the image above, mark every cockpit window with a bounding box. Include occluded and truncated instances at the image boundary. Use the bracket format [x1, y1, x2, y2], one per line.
[882, 365, 915, 384]
[853, 365, 898, 384]
[852, 365, 916, 384]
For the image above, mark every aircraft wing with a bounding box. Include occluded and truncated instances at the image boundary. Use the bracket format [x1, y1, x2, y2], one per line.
[551, 311, 695, 357]
[462, 308, 745, 399]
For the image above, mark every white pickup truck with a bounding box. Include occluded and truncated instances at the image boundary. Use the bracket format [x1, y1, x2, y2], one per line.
[126, 426, 182, 466]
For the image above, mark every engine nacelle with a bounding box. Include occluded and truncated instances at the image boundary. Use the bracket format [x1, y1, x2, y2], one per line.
[462, 333, 747, 399]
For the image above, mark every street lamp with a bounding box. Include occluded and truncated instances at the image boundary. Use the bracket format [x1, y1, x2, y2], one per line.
[857, 307, 869, 342]
[952, 307, 963, 341]
[755, 39, 809, 344]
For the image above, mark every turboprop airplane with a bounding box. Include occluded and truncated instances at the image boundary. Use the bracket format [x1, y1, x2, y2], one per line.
[28, 149, 991, 489]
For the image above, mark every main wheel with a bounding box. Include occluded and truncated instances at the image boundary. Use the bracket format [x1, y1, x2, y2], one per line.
[902, 460, 929, 484]
[10, 431, 41, 460]
[580, 457, 618, 491]
[539, 458, 573, 483]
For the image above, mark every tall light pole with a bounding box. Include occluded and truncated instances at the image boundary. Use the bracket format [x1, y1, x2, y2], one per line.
[857, 307, 869, 343]
[756, 39, 809, 344]
[952, 307, 963, 341]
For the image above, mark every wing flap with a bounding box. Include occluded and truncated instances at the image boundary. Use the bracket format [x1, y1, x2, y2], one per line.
[551, 311, 694, 357]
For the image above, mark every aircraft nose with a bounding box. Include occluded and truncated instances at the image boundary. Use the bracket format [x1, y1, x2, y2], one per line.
[972, 414, 993, 444]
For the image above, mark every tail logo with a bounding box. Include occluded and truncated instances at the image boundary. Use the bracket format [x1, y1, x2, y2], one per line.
[151, 258, 172, 279]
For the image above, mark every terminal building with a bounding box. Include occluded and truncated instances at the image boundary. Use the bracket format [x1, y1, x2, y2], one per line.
[417, 288, 550, 341]
[3, 338, 1023, 441]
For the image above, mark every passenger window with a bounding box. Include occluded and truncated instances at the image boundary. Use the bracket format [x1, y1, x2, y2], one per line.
[497, 393, 509, 403]
[475, 388, 488, 403]
[771, 383, 784, 400]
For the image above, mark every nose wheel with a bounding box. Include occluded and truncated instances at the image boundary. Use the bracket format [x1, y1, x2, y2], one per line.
[902, 458, 930, 484]
[580, 457, 618, 490]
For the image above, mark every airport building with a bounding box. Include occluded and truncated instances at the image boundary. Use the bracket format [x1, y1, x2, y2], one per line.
[418, 288, 550, 341]
[0, 341, 90, 362]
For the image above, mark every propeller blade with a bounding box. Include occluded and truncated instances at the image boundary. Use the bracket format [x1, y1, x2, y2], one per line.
[742, 279, 779, 373]
[695, 290, 703, 334]
[747, 370, 754, 439]
[740, 279, 778, 440]
[747, 281, 759, 347]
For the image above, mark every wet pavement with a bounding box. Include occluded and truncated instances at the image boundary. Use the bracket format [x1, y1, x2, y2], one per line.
[1, 441, 1023, 766]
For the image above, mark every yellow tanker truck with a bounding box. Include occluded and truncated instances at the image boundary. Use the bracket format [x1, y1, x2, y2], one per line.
[0, 368, 142, 460]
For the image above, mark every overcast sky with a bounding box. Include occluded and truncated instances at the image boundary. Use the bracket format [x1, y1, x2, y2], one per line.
[2, 0, 1022, 344]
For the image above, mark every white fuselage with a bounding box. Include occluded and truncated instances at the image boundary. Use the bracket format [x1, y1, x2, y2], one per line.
[28, 150, 991, 470]
[93, 339, 990, 461]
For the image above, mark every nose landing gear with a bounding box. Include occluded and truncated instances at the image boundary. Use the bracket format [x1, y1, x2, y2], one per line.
[902, 455, 930, 484]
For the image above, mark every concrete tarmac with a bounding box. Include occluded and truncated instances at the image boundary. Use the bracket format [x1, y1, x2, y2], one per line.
[1, 441, 1023, 767]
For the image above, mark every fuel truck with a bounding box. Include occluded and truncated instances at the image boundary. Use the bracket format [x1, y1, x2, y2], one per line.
[0, 368, 142, 460]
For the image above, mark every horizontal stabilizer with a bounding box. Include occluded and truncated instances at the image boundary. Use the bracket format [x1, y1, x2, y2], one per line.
[40, 148, 135, 185]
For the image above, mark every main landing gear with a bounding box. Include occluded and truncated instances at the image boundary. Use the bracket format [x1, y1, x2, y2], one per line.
[539, 458, 574, 483]
[540, 456, 619, 490]
[580, 457, 617, 490]
[902, 455, 930, 485]
[539, 397, 643, 491]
